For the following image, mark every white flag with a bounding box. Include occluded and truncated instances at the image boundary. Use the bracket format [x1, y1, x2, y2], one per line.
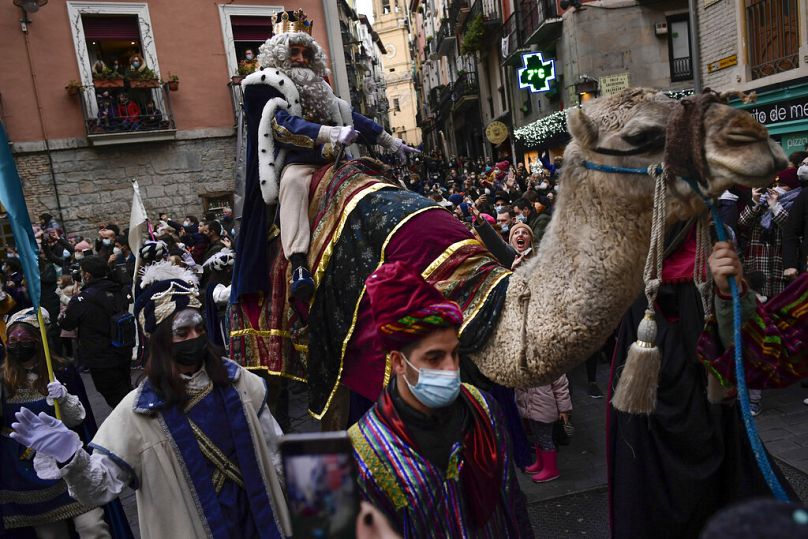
[128, 179, 148, 298]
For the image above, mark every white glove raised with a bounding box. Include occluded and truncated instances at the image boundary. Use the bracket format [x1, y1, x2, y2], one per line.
[377, 131, 420, 161]
[11, 407, 82, 463]
[329, 126, 360, 146]
[46, 380, 68, 406]
[392, 139, 420, 160]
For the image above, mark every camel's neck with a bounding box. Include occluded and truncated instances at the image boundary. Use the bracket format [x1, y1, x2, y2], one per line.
[470, 173, 654, 387]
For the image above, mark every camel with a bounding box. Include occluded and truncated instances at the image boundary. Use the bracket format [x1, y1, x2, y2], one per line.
[471, 88, 786, 388]
[232, 87, 787, 418]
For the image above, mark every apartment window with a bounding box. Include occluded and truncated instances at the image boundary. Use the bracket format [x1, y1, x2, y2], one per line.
[219, 4, 283, 79]
[667, 14, 693, 82]
[393, 98, 401, 112]
[382, 0, 391, 15]
[746, 0, 800, 80]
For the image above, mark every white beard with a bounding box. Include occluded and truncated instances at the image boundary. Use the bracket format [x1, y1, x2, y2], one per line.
[286, 67, 338, 124]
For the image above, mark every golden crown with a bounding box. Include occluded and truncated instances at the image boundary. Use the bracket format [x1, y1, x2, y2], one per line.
[273, 10, 313, 35]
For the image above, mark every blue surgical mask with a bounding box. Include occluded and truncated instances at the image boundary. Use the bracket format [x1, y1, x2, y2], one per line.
[500, 223, 509, 233]
[495, 205, 503, 212]
[62, 249, 71, 258]
[132, 61, 141, 69]
[401, 354, 461, 409]
[516, 214, 528, 223]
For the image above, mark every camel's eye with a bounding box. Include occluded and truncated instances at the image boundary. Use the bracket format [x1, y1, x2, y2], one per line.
[621, 129, 664, 148]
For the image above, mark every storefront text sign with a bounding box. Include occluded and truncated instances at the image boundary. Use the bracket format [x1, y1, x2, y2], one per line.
[749, 96, 808, 126]
[518, 52, 556, 94]
[707, 54, 737, 73]
[599, 73, 630, 96]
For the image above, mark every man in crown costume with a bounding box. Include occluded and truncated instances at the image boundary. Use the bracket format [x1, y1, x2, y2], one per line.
[233, 10, 418, 312]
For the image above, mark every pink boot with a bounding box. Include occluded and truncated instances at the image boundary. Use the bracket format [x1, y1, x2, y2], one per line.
[531, 449, 559, 483]
[524, 446, 543, 474]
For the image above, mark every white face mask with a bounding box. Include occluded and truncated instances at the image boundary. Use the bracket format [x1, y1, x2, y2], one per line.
[113, 247, 122, 256]
[62, 249, 71, 258]
[538, 181, 549, 190]
[75, 253, 84, 260]
[798, 164, 808, 181]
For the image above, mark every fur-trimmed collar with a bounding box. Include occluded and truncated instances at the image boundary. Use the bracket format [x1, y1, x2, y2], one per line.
[133, 358, 241, 415]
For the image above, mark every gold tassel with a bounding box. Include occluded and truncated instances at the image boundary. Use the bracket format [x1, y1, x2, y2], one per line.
[611, 310, 661, 414]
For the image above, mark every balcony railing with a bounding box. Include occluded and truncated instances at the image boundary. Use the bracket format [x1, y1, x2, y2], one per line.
[670, 56, 693, 82]
[519, 0, 562, 46]
[746, 0, 800, 80]
[437, 18, 457, 56]
[449, 0, 471, 32]
[78, 81, 176, 146]
[501, 11, 520, 59]
[452, 71, 479, 109]
[465, 0, 502, 31]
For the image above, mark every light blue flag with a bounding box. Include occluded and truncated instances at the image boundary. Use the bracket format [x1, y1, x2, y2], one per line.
[0, 123, 41, 309]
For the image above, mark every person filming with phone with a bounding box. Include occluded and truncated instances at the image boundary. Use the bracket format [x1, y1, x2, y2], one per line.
[11, 261, 292, 539]
[350, 261, 533, 537]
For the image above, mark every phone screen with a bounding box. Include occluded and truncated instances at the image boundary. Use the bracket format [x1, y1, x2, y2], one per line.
[280, 432, 359, 539]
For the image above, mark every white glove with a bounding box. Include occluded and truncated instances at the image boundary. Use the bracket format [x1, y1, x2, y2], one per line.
[377, 131, 420, 160]
[329, 126, 360, 146]
[10, 408, 82, 463]
[393, 139, 420, 160]
[46, 380, 68, 406]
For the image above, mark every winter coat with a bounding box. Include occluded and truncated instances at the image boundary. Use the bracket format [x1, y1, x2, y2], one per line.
[60, 277, 131, 368]
[515, 375, 572, 423]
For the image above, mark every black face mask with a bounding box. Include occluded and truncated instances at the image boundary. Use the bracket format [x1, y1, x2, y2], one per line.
[171, 335, 207, 366]
[6, 343, 37, 364]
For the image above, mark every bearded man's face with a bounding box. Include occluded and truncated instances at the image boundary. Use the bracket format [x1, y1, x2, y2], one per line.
[289, 45, 313, 67]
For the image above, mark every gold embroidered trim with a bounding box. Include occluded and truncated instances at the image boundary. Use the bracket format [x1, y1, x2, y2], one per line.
[271, 118, 315, 148]
[0, 481, 67, 504]
[3, 501, 91, 529]
[310, 206, 444, 420]
[188, 419, 245, 493]
[229, 328, 309, 354]
[459, 270, 511, 336]
[321, 143, 337, 161]
[183, 383, 213, 413]
[420, 239, 482, 280]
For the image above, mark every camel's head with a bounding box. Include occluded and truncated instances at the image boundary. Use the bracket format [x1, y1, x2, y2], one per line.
[565, 88, 787, 218]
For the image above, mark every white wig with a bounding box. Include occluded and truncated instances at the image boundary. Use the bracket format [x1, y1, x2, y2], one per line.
[257, 32, 329, 78]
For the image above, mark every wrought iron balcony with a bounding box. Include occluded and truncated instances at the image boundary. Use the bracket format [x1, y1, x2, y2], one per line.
[449, 0, 471, 32]
[746, 0, 800, 80]
[519, 0, 562, 47]
[464, 0, 502, 32]
[77, 81, 176, 146]
[452, 71, 479, 111]
[437, 19, 457, 56]
[670, 56, 693, 82]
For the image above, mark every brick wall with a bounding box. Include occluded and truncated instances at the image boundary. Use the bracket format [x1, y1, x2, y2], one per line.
[13, 137, 235, 239]
[699, 0, 739, 90]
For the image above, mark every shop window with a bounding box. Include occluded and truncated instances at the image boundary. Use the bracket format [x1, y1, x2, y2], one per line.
[667, 14, 693, 82]
[746, 0, 800, 80]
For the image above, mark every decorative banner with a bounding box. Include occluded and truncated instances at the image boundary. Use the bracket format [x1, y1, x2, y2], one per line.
[707, 54, 737, 73]
[485, 121, 509, 145]
[517, 52, 556, 94]
[599, 72, 631, 96]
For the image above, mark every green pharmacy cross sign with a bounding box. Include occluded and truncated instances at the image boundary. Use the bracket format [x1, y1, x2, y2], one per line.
[518, 52, 556, 94]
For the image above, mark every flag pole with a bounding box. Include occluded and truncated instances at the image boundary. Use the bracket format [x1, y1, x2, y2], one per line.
[36, 308, 60, 419]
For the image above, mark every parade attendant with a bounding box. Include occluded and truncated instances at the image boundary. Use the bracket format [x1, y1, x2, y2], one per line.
[1, 308, 109, 537]
[202, 248, 235, 347]
[349, 261, 533, 538]
[235, 9, 418, 307]
[12, 261, 291, 539]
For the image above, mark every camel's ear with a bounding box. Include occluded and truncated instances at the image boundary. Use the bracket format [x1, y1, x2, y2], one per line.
[567, 107, 599, 149]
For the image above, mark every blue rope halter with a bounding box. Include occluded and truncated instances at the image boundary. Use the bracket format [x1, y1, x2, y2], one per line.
[583, 159, 791, 501]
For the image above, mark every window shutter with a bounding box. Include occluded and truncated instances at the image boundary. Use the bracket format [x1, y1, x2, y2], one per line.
[231, 16, 274, 42]
[82, 15, 141, 41]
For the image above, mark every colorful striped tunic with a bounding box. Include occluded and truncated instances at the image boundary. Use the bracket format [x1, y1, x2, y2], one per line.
[349, 384, 532, 538]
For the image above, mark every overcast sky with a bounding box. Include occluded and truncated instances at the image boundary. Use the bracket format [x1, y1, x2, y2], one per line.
[356, 0, 374, 22]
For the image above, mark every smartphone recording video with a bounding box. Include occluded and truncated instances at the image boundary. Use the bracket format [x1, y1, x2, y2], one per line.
[280, 431, 359, 539]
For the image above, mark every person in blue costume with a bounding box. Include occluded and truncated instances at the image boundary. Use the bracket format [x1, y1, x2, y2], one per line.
[1, 307, 109, 538]
[234, 9, 418, 309]
[11, 261, 292, 539]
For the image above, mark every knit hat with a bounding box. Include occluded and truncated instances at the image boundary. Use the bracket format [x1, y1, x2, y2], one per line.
[8, 307, 50, 329]
[74, 240, 91, 254]
[203, 248, 235, 272]
[134, 261, 202, 335]
[481, 213, 496, 225]
[365, 261, 463, 352]
[508, 222, 533, 244]
[776, 167, 800, 190]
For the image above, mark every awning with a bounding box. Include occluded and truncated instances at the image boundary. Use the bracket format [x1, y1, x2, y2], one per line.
[231, 15, 274, 42]
[82, 15, 140, 41]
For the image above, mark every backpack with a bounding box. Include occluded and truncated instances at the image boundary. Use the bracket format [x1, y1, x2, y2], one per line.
[88, 289, 136, 349]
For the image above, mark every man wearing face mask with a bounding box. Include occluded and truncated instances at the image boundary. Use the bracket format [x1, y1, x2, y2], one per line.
[349, 262, 533, 538]
[60, 256, 132, 407]
[12, 261, 291, 539]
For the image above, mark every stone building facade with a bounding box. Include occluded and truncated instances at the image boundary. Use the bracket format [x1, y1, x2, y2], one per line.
[1, 0, 344, 243]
